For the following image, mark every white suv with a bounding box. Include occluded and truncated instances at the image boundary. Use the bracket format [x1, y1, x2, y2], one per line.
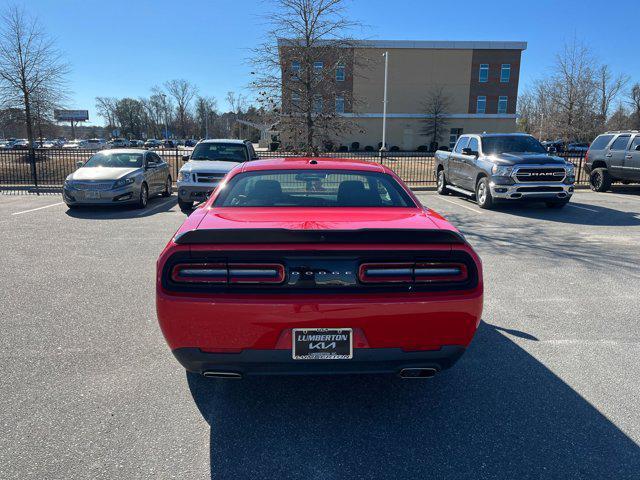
[176, 139, 258, 210]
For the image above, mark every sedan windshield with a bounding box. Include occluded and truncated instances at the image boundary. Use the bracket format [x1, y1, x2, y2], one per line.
[482, 136, 547, 155]
[84, 152, 143, 168]
[214, 170, 415, 207]
[190, 143, 248, 162]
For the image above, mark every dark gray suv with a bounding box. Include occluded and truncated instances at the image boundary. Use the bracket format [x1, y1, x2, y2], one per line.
[585, 131, 640, 191]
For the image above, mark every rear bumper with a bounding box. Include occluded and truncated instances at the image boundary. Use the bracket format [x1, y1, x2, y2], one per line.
[173, 345, 466, 376]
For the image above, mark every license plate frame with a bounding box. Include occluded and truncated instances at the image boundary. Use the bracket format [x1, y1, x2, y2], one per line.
[292, 328, 353, 360]
[84, 191, 101, 199]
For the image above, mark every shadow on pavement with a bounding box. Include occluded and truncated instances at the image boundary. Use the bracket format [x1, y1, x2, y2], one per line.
[187, 322, 640, 479]
[64, 196, 177, 219]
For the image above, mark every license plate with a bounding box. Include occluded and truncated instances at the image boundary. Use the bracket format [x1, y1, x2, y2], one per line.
[292, 328, 352, 360]
[84, 191, 101, 199]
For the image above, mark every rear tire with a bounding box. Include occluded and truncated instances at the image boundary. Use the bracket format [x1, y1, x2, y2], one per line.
[162, 176, 172, 197]
[436, 169, 449, 195]
[178, 199, 194, 211]
[475, 177, 494, 209]
[589, 168, 611, 192]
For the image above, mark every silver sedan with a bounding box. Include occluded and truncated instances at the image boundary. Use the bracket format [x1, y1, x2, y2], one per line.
[63, 149, 172, 209]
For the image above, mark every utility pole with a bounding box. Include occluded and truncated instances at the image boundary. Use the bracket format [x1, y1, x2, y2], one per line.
[160, 93, 169, 140]
[380, 51, 389, 151]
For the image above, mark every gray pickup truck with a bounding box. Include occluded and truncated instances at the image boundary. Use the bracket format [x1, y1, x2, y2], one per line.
[434, 133, 576, 209]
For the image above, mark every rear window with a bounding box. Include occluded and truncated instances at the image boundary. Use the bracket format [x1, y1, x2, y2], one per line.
[589, 135, 613, 150]
[214, 170, 415, 207]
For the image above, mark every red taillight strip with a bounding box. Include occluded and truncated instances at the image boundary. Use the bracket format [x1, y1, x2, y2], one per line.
[171, 262, 285, 285]
[228, 263, 285, 284]
[414, 263, 467, 283]
[358, 262, 468, 284]
[358, 263, 413, 283]
[171, 263, 227, 283]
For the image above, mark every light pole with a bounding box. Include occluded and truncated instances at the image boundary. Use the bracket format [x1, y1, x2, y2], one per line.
[380, 51, 389, 152]
[159, 93, 168, 140]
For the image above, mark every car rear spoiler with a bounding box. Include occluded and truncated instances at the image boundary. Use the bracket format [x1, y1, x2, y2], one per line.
[173, 228, 466, 245]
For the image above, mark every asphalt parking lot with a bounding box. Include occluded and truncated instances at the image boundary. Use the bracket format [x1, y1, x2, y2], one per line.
[1, 189, 639, 479]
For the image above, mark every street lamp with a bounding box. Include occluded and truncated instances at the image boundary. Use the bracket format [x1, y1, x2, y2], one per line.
[159, 93, 169, 140]
[380, 51, 389, 152]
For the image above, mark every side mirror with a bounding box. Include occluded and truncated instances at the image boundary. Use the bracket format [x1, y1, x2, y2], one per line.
[635, 145, 640, 151]
[182, 155, 190, 162]
[461, 147, 478, 157]
[76, 161, 84, 167]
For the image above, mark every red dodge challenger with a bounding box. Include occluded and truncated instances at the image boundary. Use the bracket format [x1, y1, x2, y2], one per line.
[156, 158, 483, 378]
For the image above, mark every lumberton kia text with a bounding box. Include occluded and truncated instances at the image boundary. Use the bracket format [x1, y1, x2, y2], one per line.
[156, 157, 483, 379]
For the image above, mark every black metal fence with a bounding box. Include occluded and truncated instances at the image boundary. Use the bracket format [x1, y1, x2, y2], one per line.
[0, 147, 589, 193]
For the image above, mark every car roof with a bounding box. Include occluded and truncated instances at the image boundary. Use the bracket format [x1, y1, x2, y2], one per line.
[475, 133, 532, 138]
[198, 138, 247, 144]
[240, 157, 386, 173]
[101, 148, 146, 154]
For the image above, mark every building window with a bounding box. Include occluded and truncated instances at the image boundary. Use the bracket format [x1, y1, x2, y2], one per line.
[498, 96, 508, 114]
[313, 61, 324, 73]
[479, 64, 489, 83]
[449, 128, 463, 149]
[336, 64, 345, 81]
[335, 95, 345, 113]
[476, 96, 486, 114]
[313, 95, 323, 113]
[291, 60, 300, 80]
[500, 64, 511, 83]
[291, 92, 301, 111]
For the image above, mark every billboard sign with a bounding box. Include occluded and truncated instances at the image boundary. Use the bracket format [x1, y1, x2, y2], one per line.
[54, 109, 89, 122]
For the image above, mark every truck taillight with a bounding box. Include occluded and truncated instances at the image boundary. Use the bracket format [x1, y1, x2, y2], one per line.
[171, 263, 285, 285]
[358, 262, 468, 284]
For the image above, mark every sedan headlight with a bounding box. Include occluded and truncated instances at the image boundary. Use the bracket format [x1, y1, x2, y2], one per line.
[491, 165, 513, 176]
[114, 177, 135, 188]
[177, 171, 191, 182]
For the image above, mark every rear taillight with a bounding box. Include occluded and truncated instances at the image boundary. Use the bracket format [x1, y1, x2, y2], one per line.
[171, 263, 285, 285]
[359, 262, 468, 284]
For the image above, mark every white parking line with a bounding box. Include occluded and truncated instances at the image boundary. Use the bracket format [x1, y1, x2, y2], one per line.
[135, 197, 176, 216]
[567, 204, 598, 213]
[11, 202, 64, 216]
[432, 196, 484, 214]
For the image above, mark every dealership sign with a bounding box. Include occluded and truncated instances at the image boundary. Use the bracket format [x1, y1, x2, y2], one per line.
[54, 109, 89, 122]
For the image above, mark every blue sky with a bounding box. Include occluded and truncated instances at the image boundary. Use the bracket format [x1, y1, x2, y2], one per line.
[15, 0, 640, 125]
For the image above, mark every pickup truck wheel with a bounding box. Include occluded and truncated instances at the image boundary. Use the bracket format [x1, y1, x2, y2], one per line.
[178, 199, 194, 211]
[475, 177, 494, 209]
[589, 168, 611, 192]
[436, 169, 449, 195]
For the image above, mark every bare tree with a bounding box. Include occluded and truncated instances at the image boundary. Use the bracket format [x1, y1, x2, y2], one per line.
[195, 96, 217, 139]
[0, 5, 69, 147]
[420, 87, 450, 150]
[164, 79, 197, 138]
[595, 65, 628, 127]
[250, 0, 359, 153]
[628, 83, 640, 130]
[95, 96, 118, 130]
[226, 91, 247, 138]
[606, 103, 632, 131]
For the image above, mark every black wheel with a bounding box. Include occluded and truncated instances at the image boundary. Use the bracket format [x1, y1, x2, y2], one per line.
[589, 168, 611, 192]
[475, 177, 494, 209]
[137, 183, 148, 209]
[436, 169, 449, 195]
[178, 199, 194, 211]
[546, 200, 569, 209]
[162, 176, 172, 197]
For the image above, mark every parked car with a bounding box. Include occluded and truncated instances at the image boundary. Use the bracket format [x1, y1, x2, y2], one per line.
[11, 139, 29, 150]
[566, 142, 589, 153]
[435, 133, 576, 209]
[85, 138, 107, 150]
[129, 139, 144, 147]
[585, 131, 640, 191]
[185, 139, 198, 147]
[176, 139, 258, 210]
[62, 140, 86, 149]
[541, 140, 565, 153]
[144, 139, 163, 148]
[162, 139, 177, 148]
[63, 149, 172, 209]
[156, 157, 483, 378]
[108, 138, 130, 148]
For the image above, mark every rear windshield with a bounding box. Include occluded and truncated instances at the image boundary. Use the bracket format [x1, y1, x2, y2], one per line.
[191, 143, 248, 162]
[214, 170, 415, 207]
[482, 136, 546, 155]
[589, 135, 614, 150]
